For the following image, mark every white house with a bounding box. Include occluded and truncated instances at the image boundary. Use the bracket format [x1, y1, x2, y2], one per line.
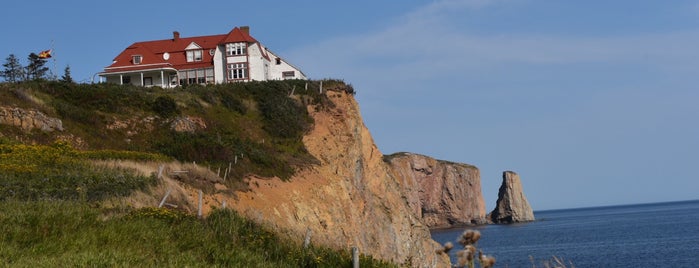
[99, 26, 306, 87]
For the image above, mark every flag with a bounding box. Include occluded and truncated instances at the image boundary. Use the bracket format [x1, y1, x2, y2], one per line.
[38, 49, 52, 59]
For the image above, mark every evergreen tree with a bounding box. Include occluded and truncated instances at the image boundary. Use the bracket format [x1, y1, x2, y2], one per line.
[1, 54, 25, 83]
[25, 53, 49, 80]
[61, 65, 74, 83]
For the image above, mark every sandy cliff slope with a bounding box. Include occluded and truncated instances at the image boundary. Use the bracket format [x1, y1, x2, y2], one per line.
[229, 90, 450, 267]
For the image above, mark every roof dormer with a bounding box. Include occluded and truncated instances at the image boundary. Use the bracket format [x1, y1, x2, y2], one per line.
[132, 55, 142, 65]
[185, 42, 203, 62]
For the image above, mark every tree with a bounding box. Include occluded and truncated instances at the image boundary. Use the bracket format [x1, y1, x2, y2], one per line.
[25, 53, 49, 80]
[61, 65, 74, 83]
[1, 54, 25, 82]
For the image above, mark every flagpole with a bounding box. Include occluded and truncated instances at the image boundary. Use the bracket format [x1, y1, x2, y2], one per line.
[51, 39, 56, 80]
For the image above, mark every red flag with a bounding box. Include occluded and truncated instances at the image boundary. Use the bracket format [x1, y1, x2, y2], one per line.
[38, 49, 52, 59]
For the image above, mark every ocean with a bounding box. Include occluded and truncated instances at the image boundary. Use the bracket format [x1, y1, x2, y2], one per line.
[431, 200, 699, 267]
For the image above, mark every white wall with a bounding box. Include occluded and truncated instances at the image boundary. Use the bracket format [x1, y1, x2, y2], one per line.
[246, 43, 268, 81]
[213, 46, 225, 84]
[265, 49, 307, 80]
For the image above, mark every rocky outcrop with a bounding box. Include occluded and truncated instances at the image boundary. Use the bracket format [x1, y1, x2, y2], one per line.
[385, 152, 486, 228]
[228, 90, 450, 267]
[0, 106, 63, 132]
[170, 116, 207, 132]
[489, 171, 535, 223]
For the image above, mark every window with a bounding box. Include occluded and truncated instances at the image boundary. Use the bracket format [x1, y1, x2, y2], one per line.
[186, 50, 202, 62]
[143, 77, 153, 86]
[176, 68, 214, 86]
[209, 49, 215, 56]
[282, 71, 295, 79]
[132, 55, 142, 65]
[187, 70, 196, 84]
[226, 43, 247, 56]
[275, 57, 281, 65]
[205, 68, 214, 84]
[122, 76, 131, 84]
[196, 69, 205, 84]
[170, 75, 178, 86]
[227, 63, 248, 80]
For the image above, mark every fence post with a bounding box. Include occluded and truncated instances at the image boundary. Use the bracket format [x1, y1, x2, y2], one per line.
[157, 165, 164, 179]
[197, 190, 203, 218]
[225, 162, 232, 180]
[158, 189, 172, 208]
[303, 228, 312, 248]
[319, 81, 323, 94]
[352, 247, 359, 268]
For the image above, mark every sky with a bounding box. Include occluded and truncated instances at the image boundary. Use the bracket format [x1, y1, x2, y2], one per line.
[1, 0, 698, 210]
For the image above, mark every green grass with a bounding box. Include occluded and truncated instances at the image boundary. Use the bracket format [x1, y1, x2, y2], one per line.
[0, 202, 395, 267]
[0, 80, 394, 267]
[0, 141, 159, 201]
[0, 79, 352, 182]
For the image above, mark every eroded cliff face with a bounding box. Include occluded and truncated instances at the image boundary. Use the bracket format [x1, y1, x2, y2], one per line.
[228, 90, 450, 267]
[385, 153, 487, 228]
[489, 171, 535, 223]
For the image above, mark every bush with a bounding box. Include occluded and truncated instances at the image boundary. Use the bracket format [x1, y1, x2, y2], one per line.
[151, 95, 179, 118]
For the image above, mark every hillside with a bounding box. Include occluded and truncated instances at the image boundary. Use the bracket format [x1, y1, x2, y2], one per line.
[0, 80, 342, 181]
[0, 80, 458, 267]
[0, 80, 405, 267]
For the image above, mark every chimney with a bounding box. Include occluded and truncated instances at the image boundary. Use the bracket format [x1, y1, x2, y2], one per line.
[173, 31, 180, 41]
[240, 26, 250, 35]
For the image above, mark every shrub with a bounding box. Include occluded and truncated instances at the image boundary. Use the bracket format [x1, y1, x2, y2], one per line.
[151, 95, 179, 118]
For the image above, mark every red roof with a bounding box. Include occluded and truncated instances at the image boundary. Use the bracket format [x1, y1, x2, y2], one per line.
[103, 27, 257, 73]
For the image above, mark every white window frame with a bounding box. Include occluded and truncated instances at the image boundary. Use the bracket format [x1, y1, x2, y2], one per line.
[227, 63, 248, 80]
[186, 50, 203, 62]
[132, 55, 142, 65]
[226, 42, 247, 56]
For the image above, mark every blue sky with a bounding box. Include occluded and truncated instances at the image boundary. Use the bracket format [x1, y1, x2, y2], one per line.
[2, 0, 698, 210]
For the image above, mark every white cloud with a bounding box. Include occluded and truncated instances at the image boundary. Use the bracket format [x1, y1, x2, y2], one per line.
[291, 3, 699, 83]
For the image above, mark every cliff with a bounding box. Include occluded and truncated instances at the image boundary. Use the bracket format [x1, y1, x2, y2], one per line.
[384, 152, 487, 228]
[0, 81, 460, 266]
[228, 90, 450, 267]
[489, 171, 535, 223]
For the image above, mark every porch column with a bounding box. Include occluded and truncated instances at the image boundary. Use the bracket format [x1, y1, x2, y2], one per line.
[119, 74, 123, 85]
[140, 72, 144, 86]
[160, 70, 165, 88]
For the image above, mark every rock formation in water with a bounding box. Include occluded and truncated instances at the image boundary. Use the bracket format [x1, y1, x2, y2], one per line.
[489, 171, 535, 223]
[228, 89, 450, 267]
[385, 152, 487, 228]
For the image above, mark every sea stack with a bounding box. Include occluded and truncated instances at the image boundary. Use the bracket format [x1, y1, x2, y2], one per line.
[490, 171, 535, 223]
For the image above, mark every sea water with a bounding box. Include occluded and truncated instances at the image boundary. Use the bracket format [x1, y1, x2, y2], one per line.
[431, 200, 699, 267]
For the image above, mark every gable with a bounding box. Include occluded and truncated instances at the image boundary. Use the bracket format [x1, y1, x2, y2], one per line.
[220, 27, 257, 44]
[185, 42, 202, 50]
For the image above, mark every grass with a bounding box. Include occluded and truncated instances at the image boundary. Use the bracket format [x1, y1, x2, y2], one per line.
[0, 80, 395, 266]
[0, 141, 160, 201]
[0, 202, 395, 267]
[0, 79, 352, 182]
